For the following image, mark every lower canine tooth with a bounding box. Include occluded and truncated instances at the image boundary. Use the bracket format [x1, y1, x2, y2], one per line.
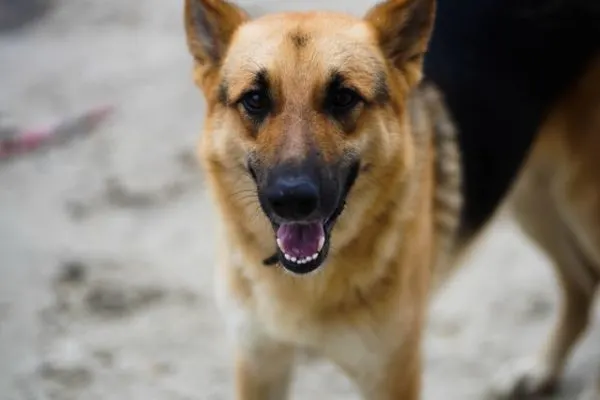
[276, 238, 282, 249]
[312, 253, 318, 260]
[318, 236, 325, 251]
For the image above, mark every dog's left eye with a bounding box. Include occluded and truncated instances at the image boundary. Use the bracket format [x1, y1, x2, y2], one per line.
[329, 88, 361, 112]
[240, 90, 271, 115]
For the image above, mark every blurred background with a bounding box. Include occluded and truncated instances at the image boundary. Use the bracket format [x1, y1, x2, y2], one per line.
[0, 0, 598, 399]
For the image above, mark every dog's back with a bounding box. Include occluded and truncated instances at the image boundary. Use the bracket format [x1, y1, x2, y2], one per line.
[425, 0, 600, 240]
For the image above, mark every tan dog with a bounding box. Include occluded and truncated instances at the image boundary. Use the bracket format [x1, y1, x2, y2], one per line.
[490, 56, 600, 400]
[183, 0, 462, 398]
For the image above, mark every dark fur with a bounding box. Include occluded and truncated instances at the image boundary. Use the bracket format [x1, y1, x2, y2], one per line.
[424, 0, 600, 238]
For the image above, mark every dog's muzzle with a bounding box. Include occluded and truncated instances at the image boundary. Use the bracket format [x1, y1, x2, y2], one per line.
[251, 156, 359, 274]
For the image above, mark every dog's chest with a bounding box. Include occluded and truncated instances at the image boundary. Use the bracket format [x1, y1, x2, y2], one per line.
[216, 269, 404, 373]
[222, 281, 335, 346]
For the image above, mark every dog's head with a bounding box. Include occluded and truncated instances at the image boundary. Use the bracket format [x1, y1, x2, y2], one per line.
[185, 0, 436, 274]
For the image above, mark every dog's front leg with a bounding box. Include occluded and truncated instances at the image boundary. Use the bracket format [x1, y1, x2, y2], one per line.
[331, 336, 422, 400]
[233, 333, 295, 400]
[360, 350, 421, 400]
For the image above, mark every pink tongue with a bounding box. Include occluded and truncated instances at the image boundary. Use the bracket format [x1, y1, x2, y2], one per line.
[277, 223, 324, 259]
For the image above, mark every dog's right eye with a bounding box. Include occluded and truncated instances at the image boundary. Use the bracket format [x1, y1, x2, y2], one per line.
[240, 90, 271, 116]
[330, 88, 361, 110]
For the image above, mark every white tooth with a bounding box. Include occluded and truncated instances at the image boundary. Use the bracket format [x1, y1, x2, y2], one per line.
[284, 254, 291, 260]
[291, 257, 297, 262]
[312, 253, 318, 260]
[318, 236, 325, 251]
[276, 238, 282, 249]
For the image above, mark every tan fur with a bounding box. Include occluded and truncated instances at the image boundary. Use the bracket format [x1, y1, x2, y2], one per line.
[490, 56, 600, 399]
[184, 1, 464, 399]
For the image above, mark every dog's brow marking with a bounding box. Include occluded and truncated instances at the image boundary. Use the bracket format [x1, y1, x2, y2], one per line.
[325, 71, 345, 93]
[254, 69, 269, 87]
[290, 31, 310, 49]
[326, 68, 388, 105]
[218, 80, 228, 105]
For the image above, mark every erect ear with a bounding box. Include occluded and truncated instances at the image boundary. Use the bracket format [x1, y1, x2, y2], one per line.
[365, 0, 436, 69]
[184, 0, 249, 67]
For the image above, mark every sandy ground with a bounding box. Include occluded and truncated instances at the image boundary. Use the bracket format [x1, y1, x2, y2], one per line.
[1, 1, 599, 399]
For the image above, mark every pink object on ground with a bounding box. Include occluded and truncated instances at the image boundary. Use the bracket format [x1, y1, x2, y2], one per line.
[0, 105, 113, 159]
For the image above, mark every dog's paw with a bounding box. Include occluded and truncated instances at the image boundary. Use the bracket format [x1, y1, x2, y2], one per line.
[486, 358, 557, 399]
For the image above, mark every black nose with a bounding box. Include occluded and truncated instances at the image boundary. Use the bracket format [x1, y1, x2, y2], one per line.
[265, 176, 319, 220]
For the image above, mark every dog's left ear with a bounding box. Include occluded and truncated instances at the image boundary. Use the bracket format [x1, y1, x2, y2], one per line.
[365, 0, 436, 71]
[184, 0, 249, 67]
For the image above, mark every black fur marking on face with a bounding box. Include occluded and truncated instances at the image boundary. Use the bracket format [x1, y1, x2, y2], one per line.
[290, 31, 310, 48]
[253, 69, 270, 91]
[263, 253, 279, 266]
[261, 159, 361, 270]
[218, 80, 228, 105]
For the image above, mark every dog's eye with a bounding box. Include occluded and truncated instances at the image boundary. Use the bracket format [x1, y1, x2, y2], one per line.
[240, 90, 271, 115]
[329, 88, 361, 112]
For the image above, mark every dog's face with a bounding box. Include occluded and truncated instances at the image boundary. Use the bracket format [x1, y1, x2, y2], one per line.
[185, 0, 435, 274]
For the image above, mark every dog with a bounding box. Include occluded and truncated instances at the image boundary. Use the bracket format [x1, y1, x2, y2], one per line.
[184, 0, 462, 398]
[182, 0, 600, 398]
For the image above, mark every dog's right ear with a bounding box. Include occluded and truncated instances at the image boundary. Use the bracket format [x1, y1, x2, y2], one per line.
[365, 0, 435, 69]
[184, 0, 248, 67]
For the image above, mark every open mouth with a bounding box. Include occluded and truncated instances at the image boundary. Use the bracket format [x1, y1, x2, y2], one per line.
[275, 221, 327, 273]
[259, 160, 359, 274]
[277, 222, 325, 264]
[264, 199, 346, 274]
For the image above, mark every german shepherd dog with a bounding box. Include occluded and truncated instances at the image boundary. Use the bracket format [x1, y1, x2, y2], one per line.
[182, 0, 600, 398]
